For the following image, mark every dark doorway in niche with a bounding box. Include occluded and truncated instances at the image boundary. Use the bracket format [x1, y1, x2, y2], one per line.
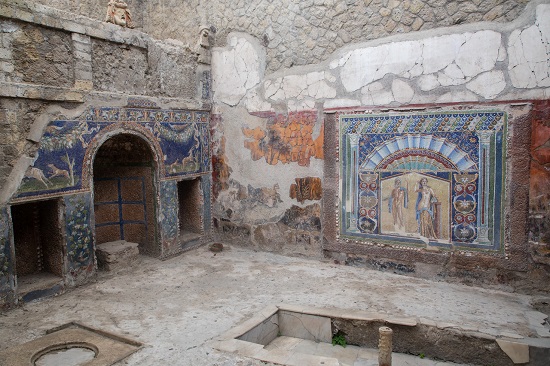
[10, 199, 64, 296]
[177, 178, 202, 242]
[93, 134, 158, 256]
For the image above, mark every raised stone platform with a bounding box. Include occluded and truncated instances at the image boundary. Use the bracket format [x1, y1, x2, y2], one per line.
[95, 240, 139, 271]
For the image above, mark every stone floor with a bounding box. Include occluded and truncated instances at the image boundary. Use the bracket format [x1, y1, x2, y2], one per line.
[265, 336, 466, 366]
[0, 245, 549, 365]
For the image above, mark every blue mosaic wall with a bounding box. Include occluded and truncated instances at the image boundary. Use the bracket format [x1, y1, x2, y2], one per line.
[0, 206, 14, 302]
[159, 180, 179, 242]
[339, 111, 506, 251]
[64, 193, 94, 281]
[15, 107, 211, 199]
[201, 176, 212, 235]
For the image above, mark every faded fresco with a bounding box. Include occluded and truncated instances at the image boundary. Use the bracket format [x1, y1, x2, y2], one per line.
[15, 107, 210, 200]
[340, 111, 506, 250]
[290, 177, 322, 203]
[243, 111, 324, 167]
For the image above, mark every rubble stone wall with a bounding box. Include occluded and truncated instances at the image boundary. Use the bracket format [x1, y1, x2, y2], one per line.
[28, 0, 529, 72]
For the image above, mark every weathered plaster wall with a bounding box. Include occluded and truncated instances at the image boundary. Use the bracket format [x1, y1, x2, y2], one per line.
[211, 1, 550, 290]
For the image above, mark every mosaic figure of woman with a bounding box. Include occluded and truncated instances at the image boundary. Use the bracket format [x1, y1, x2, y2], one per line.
[415, 177, 437, 239]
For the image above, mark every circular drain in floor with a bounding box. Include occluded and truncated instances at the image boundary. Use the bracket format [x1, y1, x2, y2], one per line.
[34, 346, 96, 366]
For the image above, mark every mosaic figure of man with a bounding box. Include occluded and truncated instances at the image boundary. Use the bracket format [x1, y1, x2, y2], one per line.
[388, 178, 408, 231]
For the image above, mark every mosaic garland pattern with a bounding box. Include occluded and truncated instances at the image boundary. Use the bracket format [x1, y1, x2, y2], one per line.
[339, 111, 506, 250]
[15, 107, 211, 200]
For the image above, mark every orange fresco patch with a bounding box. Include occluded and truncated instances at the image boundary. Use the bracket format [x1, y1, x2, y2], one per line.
[242, 111, 324, 166]
[289, 177, 322, 203]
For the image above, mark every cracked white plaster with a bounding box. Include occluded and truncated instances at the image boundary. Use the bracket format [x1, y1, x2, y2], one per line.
[324, 71, 337, 83]
[308, 80, 336, 99]
[392, 79, 414, 104]
[265, 72, 336, 101]
[288, 98, 315, 112]
[244, 89, 273, 113]
[436, 90, 478, 104]
[282, 74, 307, 100]
[306, 71, 324, 85]
[466, 70, 506, 99]
[212, 35, 264, 106]
[417, 74, 440, 91]
[438, 63, 468, 86]
[323, 99, 360, 109]
[340, 40, 420, 92]
[508, 4, 550, 88]
[264, 78, 284, 100]
[330, 51, 351, 69]
[455, 30, 501, 78]
[422, 33, 465, 74]
[361, 82, 394, 106]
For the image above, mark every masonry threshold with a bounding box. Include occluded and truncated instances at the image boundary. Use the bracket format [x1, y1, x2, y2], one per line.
[212, 305, 550, 366]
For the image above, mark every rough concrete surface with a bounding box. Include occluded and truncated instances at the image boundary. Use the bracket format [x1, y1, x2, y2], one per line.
[0, 246, 548, 365]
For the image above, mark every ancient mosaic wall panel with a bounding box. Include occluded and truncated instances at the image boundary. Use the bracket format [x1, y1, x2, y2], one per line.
[64, 193, 94, 284]
[339, 111, 507, 251]
[159, 180, 179, 243]
[13, 107, 210, 201]
[0, 206, 14, 304]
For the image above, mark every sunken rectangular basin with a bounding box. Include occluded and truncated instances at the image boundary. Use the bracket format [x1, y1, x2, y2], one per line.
[212, 304, 550, 366]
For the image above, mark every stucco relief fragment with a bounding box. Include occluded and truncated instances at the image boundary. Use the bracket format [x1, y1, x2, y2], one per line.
[105, 0, 135, 28]
[195, 26, 212, 65]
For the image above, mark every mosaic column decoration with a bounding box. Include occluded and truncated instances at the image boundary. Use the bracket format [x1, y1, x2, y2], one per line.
[347, 133, 361, 232]
[475, 131, 493, 244]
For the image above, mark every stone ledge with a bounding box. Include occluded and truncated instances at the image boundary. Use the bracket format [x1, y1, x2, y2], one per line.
[0, 0, 149, 48]
[0, 82, 85, 102]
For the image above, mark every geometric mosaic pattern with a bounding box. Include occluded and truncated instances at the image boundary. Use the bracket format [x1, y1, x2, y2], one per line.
[339, 111, 507, 251]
